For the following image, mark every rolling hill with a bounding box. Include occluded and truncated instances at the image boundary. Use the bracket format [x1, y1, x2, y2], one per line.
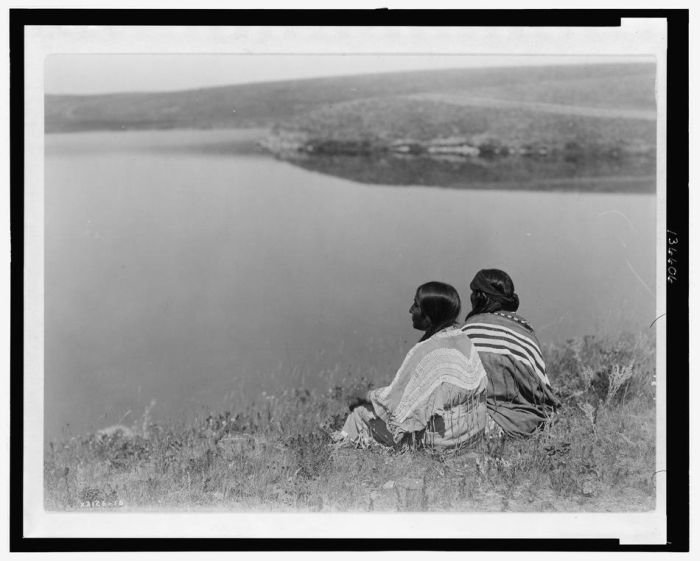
[45, 62, 655, 135]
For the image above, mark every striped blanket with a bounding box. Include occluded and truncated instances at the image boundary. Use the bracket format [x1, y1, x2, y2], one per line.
[462, 312, 557, 438]
[368, 326, 488, 450]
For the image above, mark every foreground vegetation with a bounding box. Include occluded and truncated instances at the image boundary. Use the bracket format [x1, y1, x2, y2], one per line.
[45, 331, 657, 512]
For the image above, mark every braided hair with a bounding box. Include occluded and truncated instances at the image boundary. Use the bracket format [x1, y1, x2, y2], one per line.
[465, 269, 520, 321]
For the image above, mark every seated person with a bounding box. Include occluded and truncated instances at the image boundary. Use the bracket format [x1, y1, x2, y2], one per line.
[337, 281, 488, 452]
[461, 269, 557, 438]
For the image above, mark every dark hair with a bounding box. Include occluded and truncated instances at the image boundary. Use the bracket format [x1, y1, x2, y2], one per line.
[415, 281, 461, 340]
[465, 269, 520, 320]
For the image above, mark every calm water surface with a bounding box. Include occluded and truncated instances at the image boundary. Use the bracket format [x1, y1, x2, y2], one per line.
[44, 130, 656, 440]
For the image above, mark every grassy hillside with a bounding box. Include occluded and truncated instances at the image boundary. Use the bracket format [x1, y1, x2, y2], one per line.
[444, 72, 656, 112]
[45, 331, 656, 512]
[274, 95, 655, 154]
[45, 62, 655, 133]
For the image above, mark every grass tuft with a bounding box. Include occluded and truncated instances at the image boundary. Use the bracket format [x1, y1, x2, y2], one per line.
[45, 330, 656, 512]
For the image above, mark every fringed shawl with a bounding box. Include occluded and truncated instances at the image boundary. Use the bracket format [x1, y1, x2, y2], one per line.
[368, 327, 488, 444]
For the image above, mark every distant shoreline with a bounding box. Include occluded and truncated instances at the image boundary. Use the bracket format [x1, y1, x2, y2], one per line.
[45, 127, 656, 194]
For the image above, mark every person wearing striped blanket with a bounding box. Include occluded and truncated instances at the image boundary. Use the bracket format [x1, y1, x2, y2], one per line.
[337, 281, 489, 452]
[461, 269, 557, 439]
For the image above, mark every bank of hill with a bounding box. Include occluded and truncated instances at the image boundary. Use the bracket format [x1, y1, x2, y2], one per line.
[46, 63, 655, 160]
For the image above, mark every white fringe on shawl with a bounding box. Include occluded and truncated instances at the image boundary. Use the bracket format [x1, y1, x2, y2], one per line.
[369, 327, 488, 444]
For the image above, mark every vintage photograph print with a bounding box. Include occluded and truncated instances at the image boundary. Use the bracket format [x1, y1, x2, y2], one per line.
[17, 19, 679, 543]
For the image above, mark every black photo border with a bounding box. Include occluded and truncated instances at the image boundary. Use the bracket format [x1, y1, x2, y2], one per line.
[9, 8, 689, 552]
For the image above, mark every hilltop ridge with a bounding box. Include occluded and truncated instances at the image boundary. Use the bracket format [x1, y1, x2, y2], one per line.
[45, 62, 655, 134]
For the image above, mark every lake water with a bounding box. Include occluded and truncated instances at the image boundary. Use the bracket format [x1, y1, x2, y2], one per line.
[44, 130, 656, 441]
